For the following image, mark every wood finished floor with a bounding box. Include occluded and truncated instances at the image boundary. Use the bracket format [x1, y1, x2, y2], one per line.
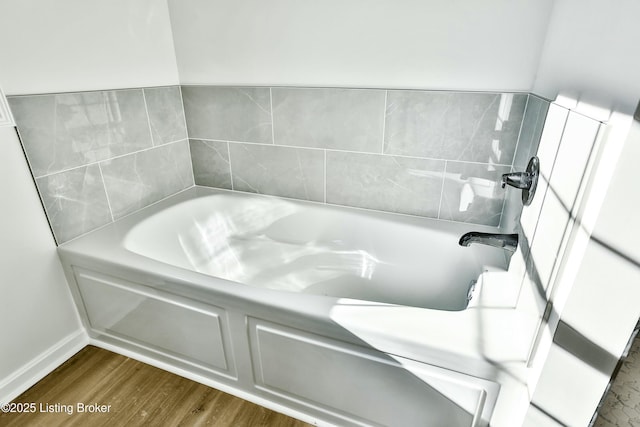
[0, 346, 312, 427]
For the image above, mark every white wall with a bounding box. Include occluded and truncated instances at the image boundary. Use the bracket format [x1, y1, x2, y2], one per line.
[1, 1, 639, 422]
[0, 0, 179, 95]
[524, 112, 640, 426]
[0, 0, 180, 401]
[533, 0, 640, 115]
[522, 1, 640, 423]
[168, 0, 554, 91]
[0, 125, 85, 401]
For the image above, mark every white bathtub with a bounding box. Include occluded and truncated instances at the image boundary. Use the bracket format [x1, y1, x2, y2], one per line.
[58, 186, 538, 427]
[124, 189, 507, 310]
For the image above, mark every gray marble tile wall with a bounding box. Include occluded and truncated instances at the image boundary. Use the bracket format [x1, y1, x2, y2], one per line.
[184, 86, 542, 227]
[9, 86, 193, 243]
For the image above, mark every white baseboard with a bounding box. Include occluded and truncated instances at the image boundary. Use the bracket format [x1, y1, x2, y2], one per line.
[0, 329, 88, 404]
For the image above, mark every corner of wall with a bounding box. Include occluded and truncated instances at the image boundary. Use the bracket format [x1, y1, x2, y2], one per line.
[0, 330, 88, 405]
[0, 122, 86, 404]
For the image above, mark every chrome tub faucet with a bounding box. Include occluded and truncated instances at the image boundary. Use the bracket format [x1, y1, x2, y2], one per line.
[458, 232, 519, 252]
[501, 156, 540, 206]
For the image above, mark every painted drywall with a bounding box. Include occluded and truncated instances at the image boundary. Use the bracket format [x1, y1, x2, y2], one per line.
[533, 0, 640, 115]
[0, 126, 83, 394]
[0, 0, 179, 95]
[168, 0, 554, 91]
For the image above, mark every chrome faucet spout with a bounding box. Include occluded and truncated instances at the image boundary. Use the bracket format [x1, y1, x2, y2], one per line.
[458, 232, 518, 252]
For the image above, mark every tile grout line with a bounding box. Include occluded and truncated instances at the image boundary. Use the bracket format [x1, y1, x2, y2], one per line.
[184, 139, 196, 188]
[33, 138, 188, 179]
[227, 141, 235, 191]
[192, 137, 514, 167]
[141, 88, 156, 146]
[437, 160, 447, 219]
[269, 87, 276, 145]
[178, 85, 190, 137]
[97, 163, 115, 222]
[381, 90, 388, 154]
[323, 150, 327, 204]
[178, 85, 196, 187]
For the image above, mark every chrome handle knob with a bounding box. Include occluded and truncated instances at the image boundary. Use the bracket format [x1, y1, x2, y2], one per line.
[500, 157, 540, 206]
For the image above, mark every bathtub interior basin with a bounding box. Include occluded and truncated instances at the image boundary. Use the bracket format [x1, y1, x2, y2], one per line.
[123, 189, 508, 311]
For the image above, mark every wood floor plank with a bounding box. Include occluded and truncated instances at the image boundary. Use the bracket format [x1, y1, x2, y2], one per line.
[0, 346, 312, 427]
[18, 347, 117, 404]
